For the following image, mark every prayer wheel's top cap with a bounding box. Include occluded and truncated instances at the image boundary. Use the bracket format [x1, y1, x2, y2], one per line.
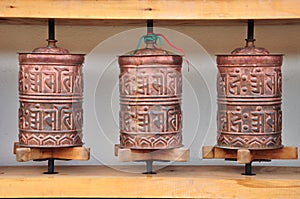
[127, 46, 176, 56]
[32, 40, 70, 54]
[120, 33, 180, 57]
[231, 40, 270, 55]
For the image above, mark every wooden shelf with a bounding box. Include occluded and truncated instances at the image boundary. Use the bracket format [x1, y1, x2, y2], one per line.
[0, 165, 299, 198]
[0, 0, 300, 20]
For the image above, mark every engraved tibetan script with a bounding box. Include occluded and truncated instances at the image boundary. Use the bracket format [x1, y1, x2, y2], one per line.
[19, 66, 83, 94]
[19, 103, 83, 131]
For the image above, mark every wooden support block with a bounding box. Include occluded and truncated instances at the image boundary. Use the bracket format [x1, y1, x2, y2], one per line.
[14, 142, 90, 162]
[13, 142, 18, 154]
[202, 146, 215, 158]
[202, 146, 298, 164]
[237, 149, 252, 164]
[115, 144, 189, 162]
[15, 148, 31, 162]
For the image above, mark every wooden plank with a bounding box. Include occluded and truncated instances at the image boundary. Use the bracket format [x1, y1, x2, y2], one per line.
[202, 146, 298, 163]
[251, 146, 298, 160]
[115, 144, 189, 162]
[2, 18, 300, 26]
[202, 146, 215, 158]
[0, 165, 299, 198]
[0, 0, 300, 20]
[14, 143, 90, 162]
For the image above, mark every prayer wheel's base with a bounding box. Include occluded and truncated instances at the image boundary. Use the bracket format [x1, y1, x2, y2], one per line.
[13, 142, 90, 174]
[114, 144, 189, 174]
[13, 142, 90, 162]
[202, 145, 298, 175]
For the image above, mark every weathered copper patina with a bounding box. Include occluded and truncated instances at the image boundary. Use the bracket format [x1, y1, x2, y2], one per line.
[216, 40, 283, 149]
[18, 40, 85, 147]
[118, 37, 183, 149]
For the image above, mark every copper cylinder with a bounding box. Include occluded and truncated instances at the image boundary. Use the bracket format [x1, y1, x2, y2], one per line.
[216, 41, 283, 149]
[118, 40, 183, 149]
[18, 40, 85, 147]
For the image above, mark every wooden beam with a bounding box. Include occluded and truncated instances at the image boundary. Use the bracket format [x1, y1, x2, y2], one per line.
[0, 0, 300, 20]
[202, 146, 298, 163]
[2, 18, 300, 26]
[115, 144, 189, 162]
[14, 142, 90, 162]
[0, 165, 300, 198]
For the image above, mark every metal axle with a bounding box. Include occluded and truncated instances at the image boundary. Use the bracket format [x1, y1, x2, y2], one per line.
[43, 158, 58, 174]
[142, 160, 156, 174]
[247, 19, 254, 42]
[147, 20, 153, 34]
[242, 161, 256, 176]
[48, 19, 55, 40]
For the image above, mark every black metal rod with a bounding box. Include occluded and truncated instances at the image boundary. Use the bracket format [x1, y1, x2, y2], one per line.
[48, 19, 55, 40]
[48, 158, 55, 174]
[142, 160, 156, 174]
[247, 19, 254, 41]
[245, 163, 252, 174]
[242, 161, 256, 176]
[146, 160, 153, 173]
[147, 20, 153, 34]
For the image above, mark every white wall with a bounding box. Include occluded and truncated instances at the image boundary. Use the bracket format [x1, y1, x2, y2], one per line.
[0, 23, 299, 171]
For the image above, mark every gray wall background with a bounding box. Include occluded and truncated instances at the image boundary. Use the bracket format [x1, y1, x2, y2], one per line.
[0, 22, 299, 171]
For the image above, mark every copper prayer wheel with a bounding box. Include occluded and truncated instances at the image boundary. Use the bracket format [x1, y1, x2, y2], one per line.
[216, 40, 283, 150]
[18, 40, 85, 147]
[118, 35, 183, 149]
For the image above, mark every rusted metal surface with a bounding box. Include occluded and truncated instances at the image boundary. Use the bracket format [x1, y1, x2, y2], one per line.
[18, 40, 85, 147]
[118, 41, 183, 149]
[216, 41, 283, 150]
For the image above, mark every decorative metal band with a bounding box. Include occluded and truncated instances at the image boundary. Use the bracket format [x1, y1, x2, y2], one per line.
[118, 55, 182, 66]
[120, 133, 182, 149]
[216, 55, 283, 66]
[19, 131, 83, 147]
[217, 133, 282, 150]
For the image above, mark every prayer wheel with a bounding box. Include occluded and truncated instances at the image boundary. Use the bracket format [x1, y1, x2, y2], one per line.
[216, 35, 283, 150]
[18, 40, 85, 147]
[118, 34, 183, 149]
